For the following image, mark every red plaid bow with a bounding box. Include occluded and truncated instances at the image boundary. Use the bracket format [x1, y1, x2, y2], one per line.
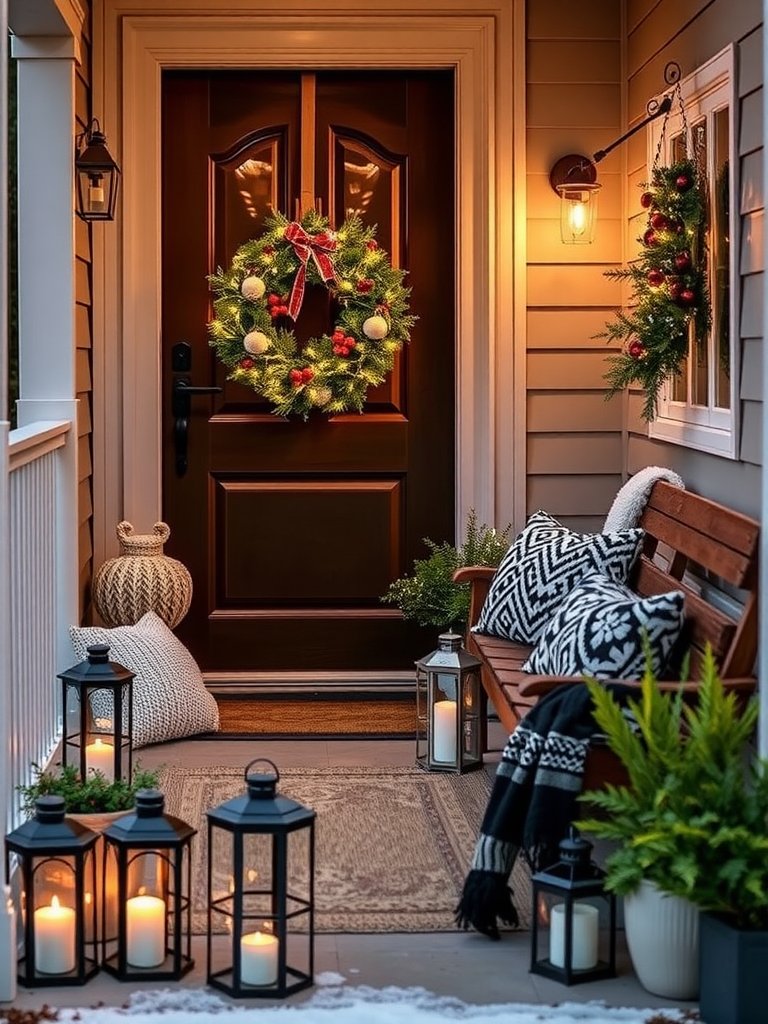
[284, 222, 338, 320]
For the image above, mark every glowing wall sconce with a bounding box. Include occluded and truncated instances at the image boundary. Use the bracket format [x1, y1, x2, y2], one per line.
[549, 62, 680, 244]
[549, 155, 601, 245]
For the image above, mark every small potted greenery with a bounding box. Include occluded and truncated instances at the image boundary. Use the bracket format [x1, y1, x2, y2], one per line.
[382, 509, 511, 633]
[578, 648, 767, 1022]
[20, 763, 162, 829]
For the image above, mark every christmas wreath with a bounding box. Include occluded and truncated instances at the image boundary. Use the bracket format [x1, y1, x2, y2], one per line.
[208, 210, 416, 417]
[599, 158, 710, 421]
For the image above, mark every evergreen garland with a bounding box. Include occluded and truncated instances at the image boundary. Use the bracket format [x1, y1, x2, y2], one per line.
[598, 159, 710, 421]
[208, 210, 416, 417]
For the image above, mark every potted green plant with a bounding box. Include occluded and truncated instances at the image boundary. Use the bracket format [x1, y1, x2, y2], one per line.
[578, 648, 768, 1022]
[381, 509, 511, 633]
[20, 763, 162, 829]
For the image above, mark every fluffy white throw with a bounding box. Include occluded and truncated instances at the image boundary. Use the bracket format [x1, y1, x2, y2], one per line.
[603, 465, 684, 534]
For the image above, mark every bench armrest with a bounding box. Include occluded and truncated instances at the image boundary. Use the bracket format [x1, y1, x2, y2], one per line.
[518, 675, 757, 699]
[453, 565, 496, 627]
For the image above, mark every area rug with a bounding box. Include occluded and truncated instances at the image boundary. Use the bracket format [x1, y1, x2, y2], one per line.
[48, 984, 693, 1023]
[212, 695, 417, 738]
[159, 765, 532, 934]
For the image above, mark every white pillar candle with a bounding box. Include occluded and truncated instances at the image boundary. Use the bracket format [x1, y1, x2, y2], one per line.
[85, 737, 114, 781]
[550, 902, 599, 970]
[33, 896, 76, 975]
[432, 699, 457, 763]
[126, 894, 166, 968]
[240, 930, 279, 986]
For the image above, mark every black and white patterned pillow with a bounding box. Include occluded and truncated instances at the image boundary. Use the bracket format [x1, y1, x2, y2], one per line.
[474, 511, 644, 645]
[70, 611, 219, 747]
[522, 572, 685, 679]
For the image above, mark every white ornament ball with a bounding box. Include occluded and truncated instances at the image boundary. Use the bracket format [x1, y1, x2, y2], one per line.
[310, 386, 332, 407]
[362, 314, 389, 340]
[243, 330, 270, 356]
[241, 275, 266, 301]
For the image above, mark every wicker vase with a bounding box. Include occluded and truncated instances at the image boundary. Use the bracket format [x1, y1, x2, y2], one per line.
[92, 521, 193, 629]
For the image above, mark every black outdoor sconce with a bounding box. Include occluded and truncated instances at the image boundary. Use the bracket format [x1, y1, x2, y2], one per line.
[75, 118, 121, 222]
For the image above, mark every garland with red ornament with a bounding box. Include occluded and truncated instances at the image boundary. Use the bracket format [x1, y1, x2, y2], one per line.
[208, 210, 416, 417]
[599, 158, 710, 421]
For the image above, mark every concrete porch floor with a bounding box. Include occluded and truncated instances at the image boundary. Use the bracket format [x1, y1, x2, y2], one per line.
[9, 725, 694, 1014]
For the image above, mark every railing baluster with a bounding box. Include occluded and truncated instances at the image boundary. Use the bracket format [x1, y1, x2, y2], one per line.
[7, 421, 70, 827]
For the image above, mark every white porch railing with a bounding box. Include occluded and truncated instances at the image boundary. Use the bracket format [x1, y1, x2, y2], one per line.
[6, 420, 71, 828]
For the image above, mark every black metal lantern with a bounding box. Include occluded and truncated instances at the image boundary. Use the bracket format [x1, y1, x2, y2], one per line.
[4, 796, 99, 986]
[59, 643, 134, 785]
[75, 119, 120, 222]
[416, 633, 483, 773]
[102, 789, 195, 980]
[206, 758, 315, 998]
[530, 828, 617, 985]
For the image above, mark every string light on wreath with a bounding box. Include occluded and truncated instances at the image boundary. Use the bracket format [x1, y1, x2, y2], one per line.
[597, 157, 710, 421]
[208, 210, 416, 417]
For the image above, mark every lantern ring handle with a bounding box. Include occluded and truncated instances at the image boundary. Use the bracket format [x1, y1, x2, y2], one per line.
[244, 757, 280, 784]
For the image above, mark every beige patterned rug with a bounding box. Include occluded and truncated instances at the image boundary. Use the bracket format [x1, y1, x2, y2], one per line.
[160, 764, 532, 934]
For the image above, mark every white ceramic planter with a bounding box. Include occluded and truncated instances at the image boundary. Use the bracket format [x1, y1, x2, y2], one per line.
[623, 879, 699, 999]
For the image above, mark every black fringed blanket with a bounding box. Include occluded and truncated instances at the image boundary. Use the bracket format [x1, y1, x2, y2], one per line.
[456, 682, 632, 940]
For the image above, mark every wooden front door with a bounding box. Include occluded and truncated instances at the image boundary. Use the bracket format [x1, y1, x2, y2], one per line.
[161, 70, 455, 675]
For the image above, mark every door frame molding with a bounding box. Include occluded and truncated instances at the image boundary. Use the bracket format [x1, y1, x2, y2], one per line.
[93, 1, 526, 565]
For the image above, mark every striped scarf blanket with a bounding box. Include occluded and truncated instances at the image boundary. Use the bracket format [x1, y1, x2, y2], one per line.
[456, 682, 632, 940]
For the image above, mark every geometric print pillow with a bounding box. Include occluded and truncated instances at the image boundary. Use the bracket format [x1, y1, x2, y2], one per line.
[522, 572, 685, 680]
[473, 511, 644, 645]
[70, 611, 219, 748]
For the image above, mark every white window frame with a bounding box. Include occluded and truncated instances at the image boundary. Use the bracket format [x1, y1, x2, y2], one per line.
[649, 46, 738, 459]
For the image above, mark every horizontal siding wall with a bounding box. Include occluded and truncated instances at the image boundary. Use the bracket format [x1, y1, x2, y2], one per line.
[625, 0, 762, 519]
[526, 0, 624, 533]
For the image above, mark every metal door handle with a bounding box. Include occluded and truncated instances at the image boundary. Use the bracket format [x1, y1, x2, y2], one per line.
[172, 377, 223, 477]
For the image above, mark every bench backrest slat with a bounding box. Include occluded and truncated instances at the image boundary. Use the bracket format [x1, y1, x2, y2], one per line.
[635, 481, 759, 676]
[633, 556, 737, 664]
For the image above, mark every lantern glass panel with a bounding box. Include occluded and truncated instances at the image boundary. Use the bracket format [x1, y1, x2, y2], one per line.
[534, 890, 612, 976]
[461, 670, 482, 762]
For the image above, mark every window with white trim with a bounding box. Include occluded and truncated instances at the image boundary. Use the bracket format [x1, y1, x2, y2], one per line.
[649, 46, 737, 458]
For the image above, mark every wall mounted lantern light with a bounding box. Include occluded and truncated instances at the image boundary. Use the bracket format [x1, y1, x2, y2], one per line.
[550, 63, 679, 244]
[75, 119, 121, 222]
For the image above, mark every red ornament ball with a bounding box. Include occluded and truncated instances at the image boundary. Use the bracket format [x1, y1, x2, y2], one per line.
[674, 251, 692, 271]
[675, 174, 692, 192]
[356, 278, 374, 293]
[650, 212, 668, 231]
[628, 340, 646, 360]
[643, 228, 658, 247]
[301, 368, 314, 383]
[677, 289, 696, 306]
[668, 280, 682, 300]
[239, 357, 255, 370]
[366, 240, 379, 251]
[647, 269, 665, 288]
[640, 191, 654, 209]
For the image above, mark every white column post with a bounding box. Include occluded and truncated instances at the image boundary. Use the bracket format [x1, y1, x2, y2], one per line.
[0, 0, 11, 833]
[11, 35, 80, 673]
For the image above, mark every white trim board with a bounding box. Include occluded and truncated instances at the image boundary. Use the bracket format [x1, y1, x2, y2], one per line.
[94, 2, 524, 564]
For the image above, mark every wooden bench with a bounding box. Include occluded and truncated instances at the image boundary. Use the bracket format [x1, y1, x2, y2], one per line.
[455, 481, 759, 789]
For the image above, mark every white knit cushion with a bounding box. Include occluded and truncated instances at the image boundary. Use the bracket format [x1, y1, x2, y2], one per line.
[69, 611, 219, 747]
[523, 572, 685, 679]
[474, 511, 644, 645]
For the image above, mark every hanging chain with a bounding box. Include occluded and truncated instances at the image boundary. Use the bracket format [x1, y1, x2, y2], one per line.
[651, 61, 683, 170]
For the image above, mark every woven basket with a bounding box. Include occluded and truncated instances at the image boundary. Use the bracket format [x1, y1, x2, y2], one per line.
[92, 522, 193, 629]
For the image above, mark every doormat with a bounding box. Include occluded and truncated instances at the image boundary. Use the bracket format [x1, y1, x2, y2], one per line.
[211, 693, 418, 738]
[160, 764, 532, 934]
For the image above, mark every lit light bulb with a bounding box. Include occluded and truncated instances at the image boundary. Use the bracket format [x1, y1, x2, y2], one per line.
[568, 200, 588, 237]
[88, 175, 106, 213]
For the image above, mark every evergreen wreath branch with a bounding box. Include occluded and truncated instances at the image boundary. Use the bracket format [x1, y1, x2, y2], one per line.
[597, 159, 711, 421]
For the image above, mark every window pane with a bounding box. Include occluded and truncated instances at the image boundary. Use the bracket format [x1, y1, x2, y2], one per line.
[713, 106, 731, 408]
[691, 119, 709, 407]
